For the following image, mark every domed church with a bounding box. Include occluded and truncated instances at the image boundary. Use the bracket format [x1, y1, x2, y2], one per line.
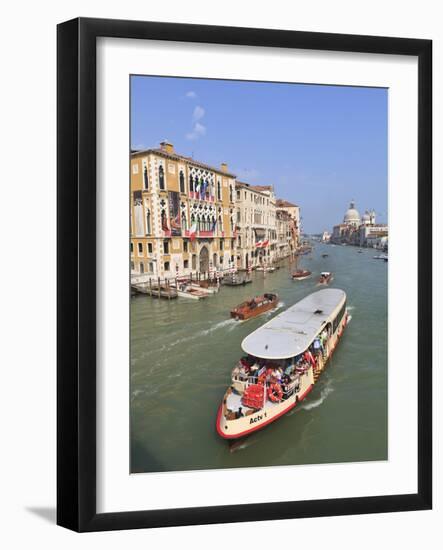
[343, 201, 361, 227]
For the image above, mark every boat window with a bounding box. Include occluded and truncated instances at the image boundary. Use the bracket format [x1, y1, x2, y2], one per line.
[332, 301, 347, 333]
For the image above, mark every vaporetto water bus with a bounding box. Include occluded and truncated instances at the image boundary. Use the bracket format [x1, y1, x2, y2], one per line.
[216, 288, 348, 439]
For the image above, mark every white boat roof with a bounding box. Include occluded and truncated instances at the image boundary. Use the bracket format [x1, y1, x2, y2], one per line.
[241, 288, 346, 360]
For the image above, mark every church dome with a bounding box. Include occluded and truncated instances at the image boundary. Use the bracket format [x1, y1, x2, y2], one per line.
[362, 211, 370, 223]
[343, 201, 361, 225]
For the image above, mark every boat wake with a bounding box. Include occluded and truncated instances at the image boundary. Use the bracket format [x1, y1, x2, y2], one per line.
[347, 305, 356, 311]
[201, 318, 237, 335]
[161, 319, 237, 350]
[264, 301, 285, 317]
[301, 384, 334, 411]
[229, 436, 258, 453]
[347, 315, 353, 324]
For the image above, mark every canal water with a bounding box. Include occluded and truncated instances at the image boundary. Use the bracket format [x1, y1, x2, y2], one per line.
[130, 243, 387, 473]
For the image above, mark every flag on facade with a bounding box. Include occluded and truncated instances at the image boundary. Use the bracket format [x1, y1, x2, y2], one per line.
[211, 218, 217, 232]
[189, 222, 197, 241]
[162, 214, 169, 232]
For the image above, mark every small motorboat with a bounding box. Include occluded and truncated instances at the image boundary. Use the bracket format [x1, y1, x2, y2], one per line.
[318, 271, 333, 285]
[357, 249, 363, 253]
[176, 283, 208, 300]
[222, 273, 252, 286]
[230, 293, 279, 321]
[292, 269, 312, 281]
[373, 254, 388, 261]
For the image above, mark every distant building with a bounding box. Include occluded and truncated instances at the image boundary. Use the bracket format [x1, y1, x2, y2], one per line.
[321, 231, 331, 242]
[331, 201, 388, 248]
[235, 182, 277, 270]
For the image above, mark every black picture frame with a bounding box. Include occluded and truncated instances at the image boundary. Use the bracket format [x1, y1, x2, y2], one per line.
[57, 17, 432, 532]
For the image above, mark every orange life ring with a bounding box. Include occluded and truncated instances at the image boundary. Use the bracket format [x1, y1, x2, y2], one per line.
[267, 383, 283, 403]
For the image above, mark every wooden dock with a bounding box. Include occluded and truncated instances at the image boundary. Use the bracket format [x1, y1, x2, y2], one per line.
[131, 282, 178, 299]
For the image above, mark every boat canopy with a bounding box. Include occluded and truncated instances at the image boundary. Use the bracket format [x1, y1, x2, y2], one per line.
[241, 288, 346, 360]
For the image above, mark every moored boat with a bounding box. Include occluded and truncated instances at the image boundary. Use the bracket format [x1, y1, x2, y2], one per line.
[230, 293, 278, 321]
[318, 271, 333, 285]
[291, 269, 312, 281]
[217, 289, 348, 439]
[222, 272, 252, 286]
[176, 283, 208, 300]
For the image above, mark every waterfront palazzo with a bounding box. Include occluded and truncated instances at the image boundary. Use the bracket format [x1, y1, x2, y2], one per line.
[130, 141, 300, 278]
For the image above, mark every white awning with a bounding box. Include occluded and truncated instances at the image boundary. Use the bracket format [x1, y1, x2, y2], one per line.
[241, 288, 346, 360]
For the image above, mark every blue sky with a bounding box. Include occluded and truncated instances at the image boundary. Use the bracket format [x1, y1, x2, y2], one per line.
[131, 76, 387, 233]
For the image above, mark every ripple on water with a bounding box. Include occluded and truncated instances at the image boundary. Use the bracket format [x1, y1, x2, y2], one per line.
[301, 383, 334, 411]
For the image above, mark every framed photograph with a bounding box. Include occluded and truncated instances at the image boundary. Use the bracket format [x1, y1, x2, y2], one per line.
[57, 17, 432, 531]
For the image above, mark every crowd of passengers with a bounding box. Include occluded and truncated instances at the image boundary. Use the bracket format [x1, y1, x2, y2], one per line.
[234, 328, 331, 395]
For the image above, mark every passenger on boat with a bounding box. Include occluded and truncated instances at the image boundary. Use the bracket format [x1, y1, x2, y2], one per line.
[320, 331, 328, 356]
[313, 337, 322, 355]
[303, 350, 316, 368]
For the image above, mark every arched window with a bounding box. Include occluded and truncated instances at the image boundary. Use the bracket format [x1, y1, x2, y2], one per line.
[197, 214, 201, 231]
[189, 175, 194, 192]
[218, 215, 223, 232]
[179, 171, 185, 194]
[181, 211, 187, 231]
[143, 165, 149, 189]
[146, 209, 151, 235]
[211, 181, 215, 197]
[217, 181, 221, 200]
[229, 185, 233, 202]
[159, 165, 165, 190]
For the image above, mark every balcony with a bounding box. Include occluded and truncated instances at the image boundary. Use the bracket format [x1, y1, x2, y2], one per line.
[183, 229, 216, 238]
[188, 191, 216, 203]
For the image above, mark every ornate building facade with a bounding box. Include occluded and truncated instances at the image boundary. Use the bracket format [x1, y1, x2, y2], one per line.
[130, 141, 237, 278]
[131, 141, 301, 278]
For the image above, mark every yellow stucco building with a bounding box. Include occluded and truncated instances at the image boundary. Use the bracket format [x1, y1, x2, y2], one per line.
[130, 141, 237, 278]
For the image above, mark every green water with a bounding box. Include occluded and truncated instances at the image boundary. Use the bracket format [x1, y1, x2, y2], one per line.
[130, 243, 387, 473]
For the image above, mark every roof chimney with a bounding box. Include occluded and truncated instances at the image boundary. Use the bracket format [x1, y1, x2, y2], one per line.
[220, 162, 228, 173]
[160, 140, 174, 154]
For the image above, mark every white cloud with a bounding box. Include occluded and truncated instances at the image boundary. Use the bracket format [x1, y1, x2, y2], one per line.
[192, 105, 205, 121]
[186, 122, 206, 141]
[186, 91, 197, 99]
[185, 104, 206, 140]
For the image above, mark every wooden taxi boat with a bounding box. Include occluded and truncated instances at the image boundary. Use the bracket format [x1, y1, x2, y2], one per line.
[292, 269, 312, 281]
[230, 293, 278, 321]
